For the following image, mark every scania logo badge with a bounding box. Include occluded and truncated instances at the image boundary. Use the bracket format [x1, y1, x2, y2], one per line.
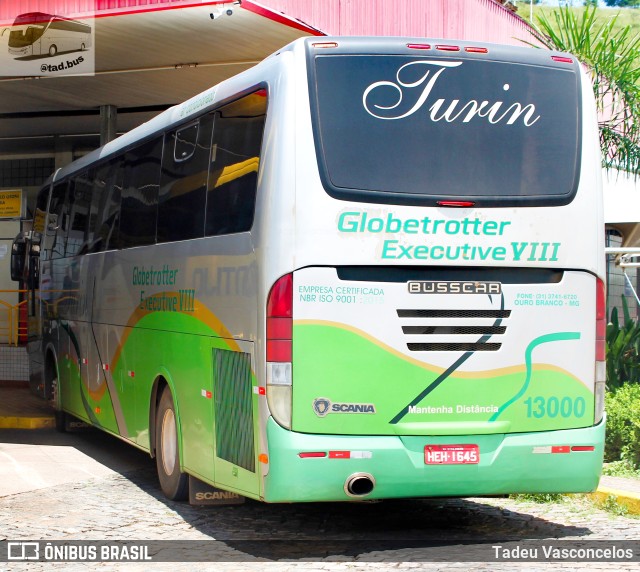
[313, 398, 331, 417]
[313, 398, 376, 417]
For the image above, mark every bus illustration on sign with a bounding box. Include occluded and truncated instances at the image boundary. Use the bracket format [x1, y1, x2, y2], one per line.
[11, 37, 605, 503]
[7, 12, 91, 58]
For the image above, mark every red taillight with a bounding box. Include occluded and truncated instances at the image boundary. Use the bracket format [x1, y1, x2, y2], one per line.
[298, 452, 327, 458]
[596, 278, 606, 362]
[267, 274, 292, 318]
[465, 46, 488, 54]
[436, 200, 476, 208]
[552, 55, 573, 64]
[266, 341, 291, 362]
[407, 43, 431, 50]
[267, 273, 293, 362]
[267, 317, 291, 339]
[436, 44, 460, 52]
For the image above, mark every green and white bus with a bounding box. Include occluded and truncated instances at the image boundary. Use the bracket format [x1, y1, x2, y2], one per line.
[15, 37, 606, 502]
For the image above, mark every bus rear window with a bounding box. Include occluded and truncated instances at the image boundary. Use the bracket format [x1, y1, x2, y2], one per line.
[309, 54, 581, 206]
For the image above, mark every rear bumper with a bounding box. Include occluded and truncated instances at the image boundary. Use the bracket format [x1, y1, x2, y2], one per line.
[263, 417, 605, 502]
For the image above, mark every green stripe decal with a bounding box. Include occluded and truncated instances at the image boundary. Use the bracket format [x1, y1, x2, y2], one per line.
[490, 331, 580, 421]
[389, 350, 478, 425]
[293, 321, 593, 435]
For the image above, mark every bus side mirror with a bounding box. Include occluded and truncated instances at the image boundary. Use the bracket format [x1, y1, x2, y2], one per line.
[27, 256, 39, 290]
[10, 236, 26, 282]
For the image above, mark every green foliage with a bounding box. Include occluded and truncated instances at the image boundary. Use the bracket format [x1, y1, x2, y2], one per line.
[525, 5, 640, 33]
[602, 459, 640, 477]
[511, 492, 567, 503]
[605, 383, 640, 465]
[528, 5, 640, 174]
[605, 0, 640, 8]
[606, 297, 640, 388]
[595, 494, 629, 516]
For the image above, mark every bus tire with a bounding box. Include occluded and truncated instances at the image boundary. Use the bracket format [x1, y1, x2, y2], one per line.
[48, 45, 57, 57]
[155, 387, 188, 501]
[50, 375, 66, 433]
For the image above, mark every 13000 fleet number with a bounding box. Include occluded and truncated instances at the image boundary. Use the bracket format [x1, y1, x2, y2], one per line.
[523, 396, 586, 419]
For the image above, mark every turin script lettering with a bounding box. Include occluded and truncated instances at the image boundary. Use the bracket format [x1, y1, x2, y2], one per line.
[362, 60, 540, 125]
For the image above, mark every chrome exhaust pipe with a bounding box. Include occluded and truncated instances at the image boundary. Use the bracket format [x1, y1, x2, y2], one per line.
[344, 472, 375, 497]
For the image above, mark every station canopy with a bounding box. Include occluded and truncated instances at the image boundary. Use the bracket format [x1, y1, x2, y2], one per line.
[0, 0, 320, 154]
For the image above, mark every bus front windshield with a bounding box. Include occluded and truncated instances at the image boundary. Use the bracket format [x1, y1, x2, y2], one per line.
[9, 25, 46, 48]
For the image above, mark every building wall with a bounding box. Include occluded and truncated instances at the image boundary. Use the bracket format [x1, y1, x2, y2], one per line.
[607, 232, 640, 324]
[1, 0, 538, 46]
[258, 0, 538, 45]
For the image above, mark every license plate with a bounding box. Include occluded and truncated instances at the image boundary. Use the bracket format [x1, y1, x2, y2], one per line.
[424, 444, 479, 465]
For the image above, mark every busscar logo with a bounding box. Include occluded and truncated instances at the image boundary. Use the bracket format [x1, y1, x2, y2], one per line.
[408, 280, 502, 295]
[313, 398, 376, 417]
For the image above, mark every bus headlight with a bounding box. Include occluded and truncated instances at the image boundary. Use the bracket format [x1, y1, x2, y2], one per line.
[267, 362, 292, 429]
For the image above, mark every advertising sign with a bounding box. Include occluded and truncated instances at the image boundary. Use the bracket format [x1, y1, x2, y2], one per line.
[0, 189, 23, 219]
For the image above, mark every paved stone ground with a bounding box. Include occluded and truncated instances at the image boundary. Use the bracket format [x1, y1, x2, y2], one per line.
[0, 462, 639, 572]
[0, 398, 638, 572]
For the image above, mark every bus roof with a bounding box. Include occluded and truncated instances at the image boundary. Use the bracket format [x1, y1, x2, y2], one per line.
[12, 12, 54, 26]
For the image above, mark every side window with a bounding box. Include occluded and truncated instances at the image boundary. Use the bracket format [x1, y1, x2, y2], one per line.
[174, 122, 199, 162]
[47, 182, 68, 260]
[65, 172, 92, 257]
[157, 116, 213, 243]
[93, 159, 124, 252]
[206, 91, 267, 236]
[119, 138, 162, 249]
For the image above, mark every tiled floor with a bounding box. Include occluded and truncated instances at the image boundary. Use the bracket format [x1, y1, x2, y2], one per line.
[0, 345, 29, 382]
[0, 385, 54, 428]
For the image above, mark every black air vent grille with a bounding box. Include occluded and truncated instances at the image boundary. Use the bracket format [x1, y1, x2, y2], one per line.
[402, 325, 506, 335]
[407, 343, 501, 352]
[397, 309, 509, 352]
[397, 309, 511, 319]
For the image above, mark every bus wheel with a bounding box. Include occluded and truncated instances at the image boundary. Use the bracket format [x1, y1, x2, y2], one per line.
[48, 45, 57, 57]
[155, 387, 188, 500]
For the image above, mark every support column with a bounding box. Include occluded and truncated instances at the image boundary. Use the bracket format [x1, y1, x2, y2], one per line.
[100, 104, 118, 146]
[53, 135, 74, 170]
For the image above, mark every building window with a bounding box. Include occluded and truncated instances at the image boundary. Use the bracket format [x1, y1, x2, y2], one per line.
[0, 158, 55, 187]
